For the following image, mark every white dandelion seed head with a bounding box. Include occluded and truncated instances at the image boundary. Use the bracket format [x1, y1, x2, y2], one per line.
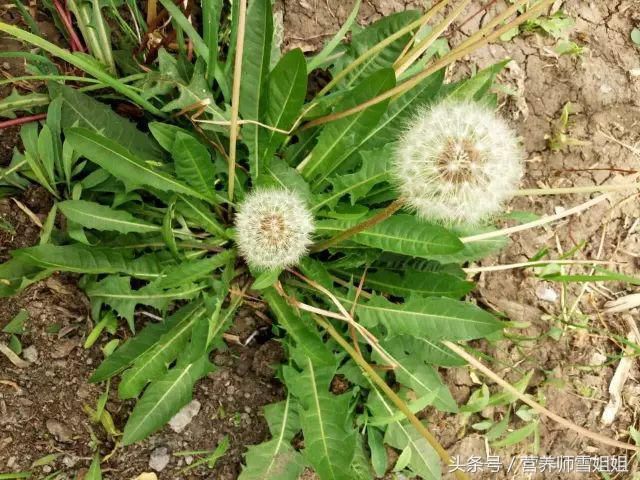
[234, 188, 315, 270]
[394, 101, 524, 225]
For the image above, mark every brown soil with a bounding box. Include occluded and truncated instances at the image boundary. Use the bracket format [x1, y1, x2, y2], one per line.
[2, 1, 640, 479]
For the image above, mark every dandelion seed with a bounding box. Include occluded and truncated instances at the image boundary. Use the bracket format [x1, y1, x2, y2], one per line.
[394, 101, 524, 224]
[235, 188, 314, 270]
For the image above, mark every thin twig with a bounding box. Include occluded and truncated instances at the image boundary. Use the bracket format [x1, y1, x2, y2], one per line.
[227, 0, 248, 205]
[348, 267, 368, 357]
[301, 0, 551, 130]
[318, 0, 451, 96]
[461, 194, 609, 244]
[394, 0, 473, 76]
[464, 259, 621, 274]
[52, 0, 85, 52]
[514, 182, 640, 196]
[310, 198, 404, 252]
[442, 340, 639, 452]
[284, 271, 396, 366]
[0, 113, 46, 129]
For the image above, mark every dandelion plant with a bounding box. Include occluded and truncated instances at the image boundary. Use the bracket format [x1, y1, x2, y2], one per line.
[1, 0, 637, 479]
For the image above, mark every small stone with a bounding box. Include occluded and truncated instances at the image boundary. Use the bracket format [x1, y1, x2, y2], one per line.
[185, 455, 194, 465]
[43, 465, 52, 473]
[149, 447, 170, 472]
[62, 456, 77, 468]
[51, 339, 79, 359]
[589, 352, 607, 366]
[536, 284, 558, 303]
[22, 346, 38, 363]
[168, 400, 201, 433]
[46, 419, 73, 442]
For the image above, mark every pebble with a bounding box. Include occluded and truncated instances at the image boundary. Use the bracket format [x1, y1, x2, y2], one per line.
[46, 419, 73, 442]
[185, 455, 193, 465]
[535, 285, 558, 303]
[168, 400, 201, 433]
[22, 346, 38, 363]
[149, 447, 170, 472]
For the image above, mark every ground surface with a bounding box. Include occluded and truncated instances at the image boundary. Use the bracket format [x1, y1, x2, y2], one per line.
[1, 1, 639, 479]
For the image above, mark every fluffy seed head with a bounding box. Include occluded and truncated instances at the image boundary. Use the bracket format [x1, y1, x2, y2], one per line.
[394, 101, 523, 224]
[235, 188, 314, 270]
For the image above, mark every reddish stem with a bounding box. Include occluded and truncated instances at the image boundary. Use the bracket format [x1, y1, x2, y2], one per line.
[0, 113, 47, 130]
[52, 0, 86, 52]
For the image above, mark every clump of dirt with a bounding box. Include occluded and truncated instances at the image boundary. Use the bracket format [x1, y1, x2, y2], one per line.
[279, 0, 423, 53]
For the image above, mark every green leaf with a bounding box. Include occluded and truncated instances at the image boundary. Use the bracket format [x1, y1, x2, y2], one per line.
[444, 61, 509, 102]
[632, 28, 640, 46]
[0, 88, 49, 118]
[368, 428, 387, 477]
[383, 335, 465, 368]
[354, 295, 503, 341]
[381, 337, 457, 412]
[162, 197, 180, 259]
[240, 0, 273, 180]
[152, 251, 232, 289]
[349, 269, 474, 299]
[162, 61, 229, 126]
[300, 69, 396, 184]
[86, 453, 102, 480]
[252, 268, 282, 290]
[362, 69, 445, 150]
[283, 358, 356, 480]
[0, 22, 163, 116]
[54, 84, 163, 159]
[122, 355, 214, 445]
[13, 244, 132, 274]
[2, 309, 28, 334]
[0, 257, 47, 297]
[491, 421, 537, 448]
[90, 303, 200, 382]
[428, 226, 508, 264]
[38, 203, 57, 245]
[332, 10, 421, 88]
[65, 127, 210, 201]
[317, 215, 463, 259]
[203, 0, 223, 81]
[59, 200, 160, 233]
[263, 288, 335, 367]
[149, 121, 200, 152]
[260, 158, 311, 201]
[315, 146, 393, 211]
[37, 124, 56, 185]
[176, 195, 228, 238]
[240, 396, 305, 480]
[158, 0, 208, 60]
[384, 420, 440, 480]
[172, 132, 217, 200]
[258, 48, 307, 166]
[307, 0, 360, 71]
[117, 304, 205, 398]
[543, 267, 640, 285]
[86, 275, 204, 329]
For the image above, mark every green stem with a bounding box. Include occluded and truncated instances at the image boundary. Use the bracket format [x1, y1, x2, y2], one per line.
[0, 22, 165, 117]
[310, 198, 404, 252]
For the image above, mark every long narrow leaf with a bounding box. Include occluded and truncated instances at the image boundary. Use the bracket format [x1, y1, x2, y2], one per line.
[65, 128, 210, 201]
